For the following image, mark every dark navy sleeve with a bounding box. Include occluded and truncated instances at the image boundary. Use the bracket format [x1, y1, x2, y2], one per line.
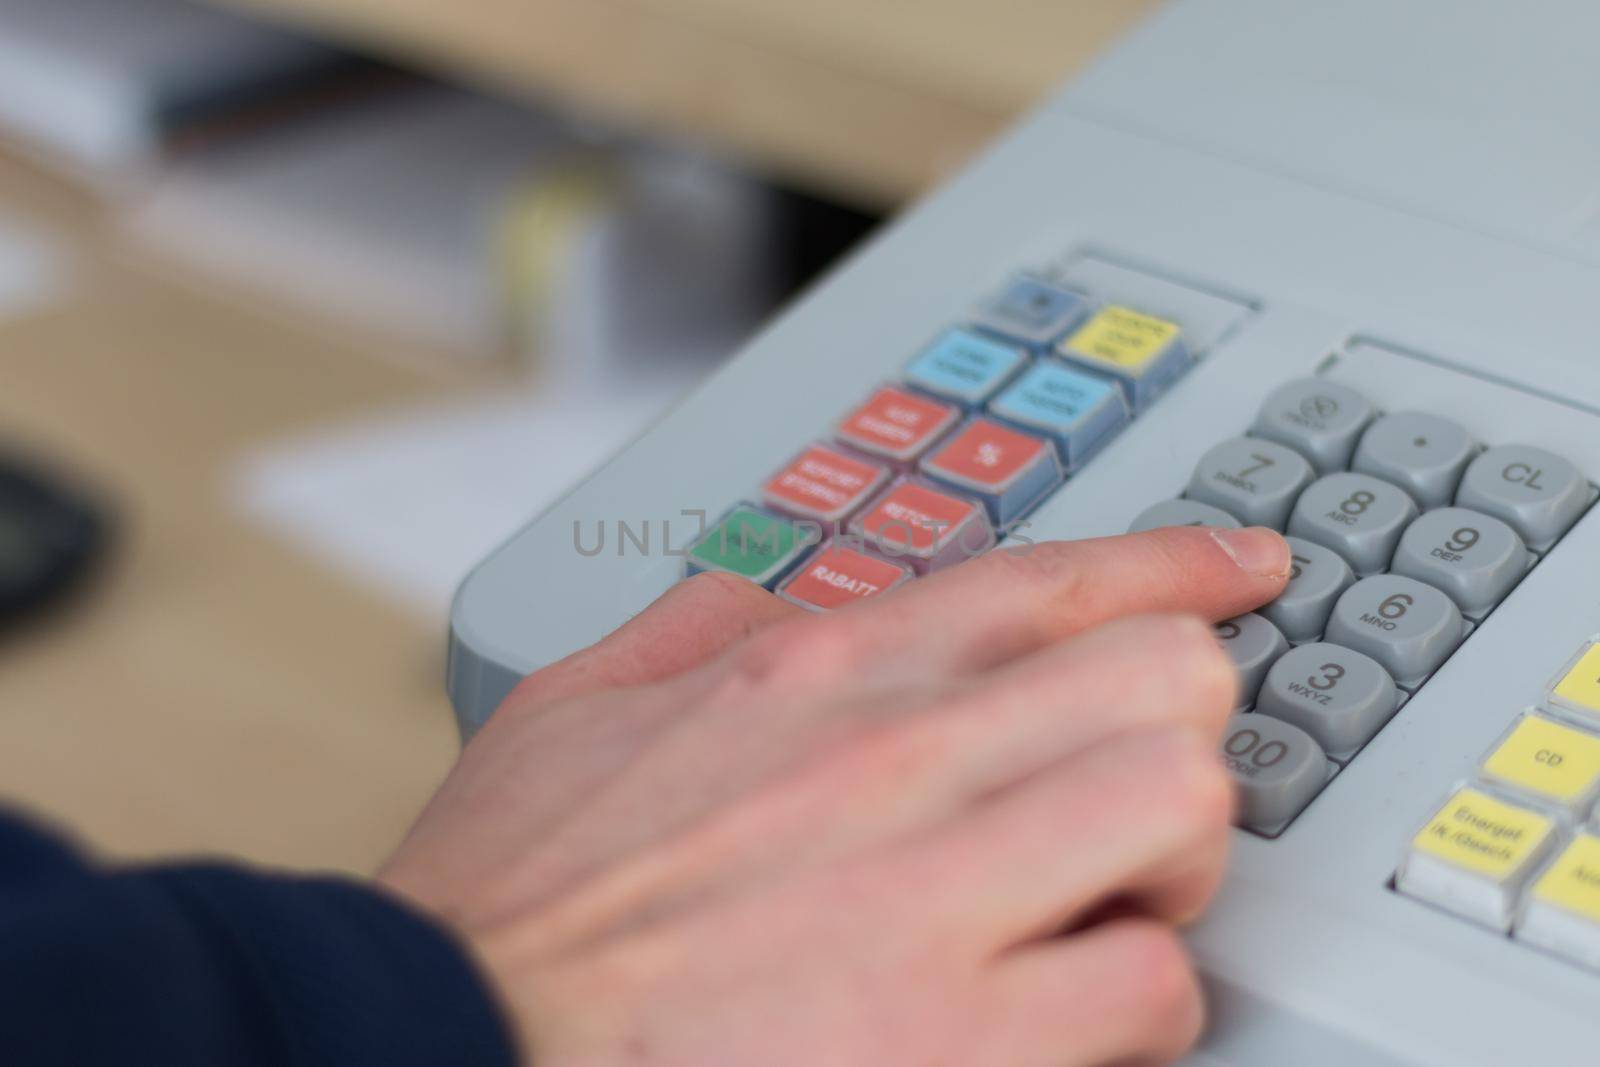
[0, 810, 519, 1067]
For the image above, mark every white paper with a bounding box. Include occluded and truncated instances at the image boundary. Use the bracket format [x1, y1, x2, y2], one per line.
[232, 383, 686, 623]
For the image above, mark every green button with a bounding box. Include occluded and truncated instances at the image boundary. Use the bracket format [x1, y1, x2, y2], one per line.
[689, 506, 803, 585]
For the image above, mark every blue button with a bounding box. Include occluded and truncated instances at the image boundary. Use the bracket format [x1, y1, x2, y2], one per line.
[974, 277, 1090, 346]
[903, 328, 1026, 405]
[988, 360, 1129, 470]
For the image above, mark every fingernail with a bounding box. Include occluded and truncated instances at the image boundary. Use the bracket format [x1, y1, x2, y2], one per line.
[1210, 527, 1290, 579]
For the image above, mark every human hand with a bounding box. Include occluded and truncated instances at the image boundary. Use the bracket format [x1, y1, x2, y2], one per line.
[381, 526, 1290, 1066]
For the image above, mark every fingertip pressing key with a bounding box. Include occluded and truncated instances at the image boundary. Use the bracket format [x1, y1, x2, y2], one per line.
[1209, 526, 1292, 581]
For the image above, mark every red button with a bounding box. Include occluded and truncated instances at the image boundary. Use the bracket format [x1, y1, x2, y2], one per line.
[763, 445, 887, 523]
[836, 385, 958, 462]
[854, 481, 983, 557]
[779, 544, 911, 611]
[921, 417, 1049, 490]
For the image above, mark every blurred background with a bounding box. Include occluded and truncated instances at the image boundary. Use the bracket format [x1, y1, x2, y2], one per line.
[0, 0, 1153, 873]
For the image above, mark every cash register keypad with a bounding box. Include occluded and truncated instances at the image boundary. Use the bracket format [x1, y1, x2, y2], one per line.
[1136, 380, 1593, 839]
[690, 274, 1175, 590]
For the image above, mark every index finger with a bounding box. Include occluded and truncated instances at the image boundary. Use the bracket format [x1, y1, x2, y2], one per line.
[504, 571, 803, 712]
[734, 525, 1289, 687]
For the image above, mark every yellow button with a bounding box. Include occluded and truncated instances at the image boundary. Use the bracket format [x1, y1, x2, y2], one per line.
[1412, 786, 1555, 880]
[1553, 643, 1600, 718]
[1530, 834, 1600, 923]
[1481, 715, 1600, 808]
[1059, 306, 1181, 375]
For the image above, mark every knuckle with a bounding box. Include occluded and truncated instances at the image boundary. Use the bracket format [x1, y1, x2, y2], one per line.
[1110, 728, 1231, 840]
[1141, 524, 1214, 575]
[992, 537, 1081, 588]
[978, 542, 1088, 619]
[726, 617, 856, 690]
[844, 716, 951, 780]
[1153, 612, 1221, 659]
[968, 543, 1041, 590]
[781, 621, 863, 678]
[1158, 615, 1239, 717]
[677, 570, 767, 614]
[983, 539, 1062, 580]
[1119, 923, 1206, 1053]
[723, 627, 791, 689]
[800, 713, 953, 797]
[1152, 731, 1234, 830]
[681, 572, 761, 604]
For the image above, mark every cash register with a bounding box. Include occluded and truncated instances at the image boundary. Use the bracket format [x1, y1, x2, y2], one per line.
[447, 2, 1600, 1062]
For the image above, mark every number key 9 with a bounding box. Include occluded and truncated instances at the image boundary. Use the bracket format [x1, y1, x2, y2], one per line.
[1390, 507, 1527, 618]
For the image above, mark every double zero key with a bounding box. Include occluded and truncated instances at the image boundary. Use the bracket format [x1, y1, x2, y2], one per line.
[1219, 714, 1330, 834]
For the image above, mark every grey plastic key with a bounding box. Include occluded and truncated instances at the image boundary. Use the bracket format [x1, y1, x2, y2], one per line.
[1250, 378, 1376, 473]
[1255, 642, 1399, 759]
[1259, 536, 1355, 642]
[1454, 444, 1591, 550]
[1286, 471, 1418, 575]
[1219, 713, 1329, 832]
[1323, 574, 1465, 687]
[1216, 613, 1290, 711]
[1351, 412, 1477, 508]
[1389, 506, 1527, 617]
[1128, 498, 1240, 532]
[1186, 437, 1314, 530]
[973, 277, 1090, 347]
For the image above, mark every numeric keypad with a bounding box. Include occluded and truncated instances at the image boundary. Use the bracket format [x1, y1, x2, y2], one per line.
[1133, 378, 1590, 837]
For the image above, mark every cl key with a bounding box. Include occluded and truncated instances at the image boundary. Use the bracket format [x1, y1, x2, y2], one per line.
[1455, 444, 1590, 551]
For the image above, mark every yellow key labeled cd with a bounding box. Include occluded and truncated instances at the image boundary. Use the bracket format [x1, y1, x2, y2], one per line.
[1481, 715, 1600, 809]
[1552, 643, 1600, 719]
[1059, 306, 1181, 375]
[1411, 786, 1555, 879]
[1530, 834, 1600, 924]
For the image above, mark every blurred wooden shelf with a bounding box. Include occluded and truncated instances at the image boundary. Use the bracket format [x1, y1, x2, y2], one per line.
[207, 0, 1160, 207]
